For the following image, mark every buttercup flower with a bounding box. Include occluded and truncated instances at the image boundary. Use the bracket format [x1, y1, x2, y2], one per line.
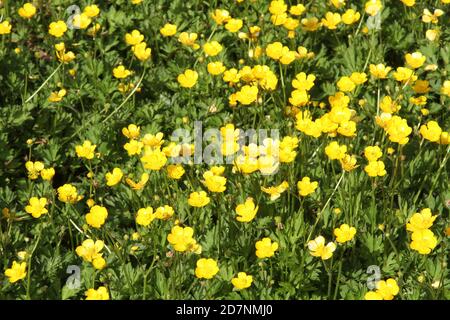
[75, 140, 96, 160]
[4, 261, 27, 283]
[136, 207, 156, 226]
[25, 197, 48, 218]
[334, 224, 357, 243]
[255, 237, 279, 258]
[57, 184, 82, 204]
[235, 198, 258, 223]
[86, 205, 108, 229]
[18, 3, 37, 19]
[105, 168, 123, 186]
[178, 69, 199, 88]
[160, 23, 177, 36]
[308, 236, 336, 260]
[195, 258, 219, 279]
[49, 21, 68, 37]
[167, 226, 197, 252]
[231, 272, 253, 290]
[85, 287, 109, 300]
[297, 177, 318, 197]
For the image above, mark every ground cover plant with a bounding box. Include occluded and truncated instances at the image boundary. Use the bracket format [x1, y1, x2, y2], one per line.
[0, 0, 449, 300]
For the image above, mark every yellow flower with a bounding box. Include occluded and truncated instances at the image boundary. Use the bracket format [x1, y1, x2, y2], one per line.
[87, 23, 101, 37]
[155, 205, 174, 220]
[105, 168, 123, 186]
[160, 23, 177, 36]
[211, 9, 231, 25]
[86, 205, 108, 229]
[75, 239, 105, 269]
[122, 124, 140, 139]
[235, 198, 258, 223]
[337, 76, 356, 92]
[178, 32, 200, 49]
[236, 85, 258, 105]
[334, 224, 357, 243]
[231, 272, 253, 290]
[401, 0, 415, 6]
[290, 4, 306, 16]
[167, 164, 185, 179]
[4, 261, 27, 283]
[297, 177, 318, 197]
[18, 3, 37, 19]
[426, 29, 439, 41]
[439, 132, 450, 145]
[57, 184, 82, 204]
[225, 18, 243, 33]
[261, 181, 289, 201]
[405, 52, 426, 69]
[350, 72, 367, 85]
[136, 207, 156, 226]
[365, 291, 383, 300]
[75, 140, 96, 159]
[56, 48, 76, 63]
[292, 72, 316, 91]
[376, 279, 400, 300]
[308, 236, 336, 260]
[84, 4, 100, 18]
[49, 21, 68, 37]
[195, 258, 219, 279]
[73, 13, 92, 29]
[113, 65, 132, 79]
[167, 226, 197, 252]
[410, 231, 438, 254]
[188, 191, 210, 207]
[321, 12, 341, 30]
[340, 154, 358, 171]
[325, 141, 347, 160]
[132, 42, 151, 61]
[385, 116, 412, 145]
[269, 0, 287, 15]
[25, 197, 48, 218]
[85, 287, 109, 300]
[412, 80, 430, 94]
[266, 42, 284, 60]
[422, 9, 444, 24]
[124, 139, 144, 156]
[202, 171, 227, 193]
[25, 161, 44, 179]
[142, 132, 164, 147]
[280, 50, 296, 65]
[0, 21, 12, 35]
[442, 80, 450, 97]
[223, 68, 241, 84]
[255, 237, 279, 259]
[393, 67, 417, 84]
[41, 168, 55, 181]
[365, 161, 387, 177]
[125, 30, 144, 46]
[178, 69, 199, 88]
[207, 62, 226, 75]
[140, 147, 167, 170]
[364, 146, 382, 161]
[406, 208, 437, 233]
[342, 9, 360, 24]
[369, 63, 392, 79]
[203, 41, 223, 57]
[380, 96, 400, 114]
[48, 89, 67, 102]
[126, 173, 149, 190]
[301, 17, 321, 31]
[420, 121, 442, 142]
[365, 0, 382, 16]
